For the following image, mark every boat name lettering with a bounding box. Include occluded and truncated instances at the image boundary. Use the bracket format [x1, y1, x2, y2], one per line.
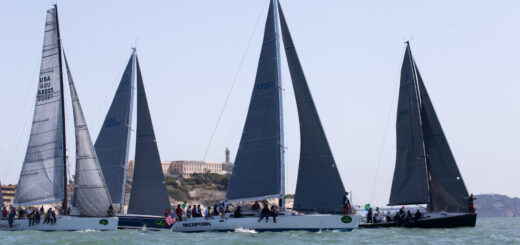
[255, 80, 275, 91]
[182, 222, 211, 227]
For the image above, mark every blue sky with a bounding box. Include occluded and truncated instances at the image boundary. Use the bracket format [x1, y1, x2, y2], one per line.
[0, 0, 518, 206]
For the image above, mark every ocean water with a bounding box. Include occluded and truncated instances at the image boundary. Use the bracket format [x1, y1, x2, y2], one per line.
[0, 218, 518, 244]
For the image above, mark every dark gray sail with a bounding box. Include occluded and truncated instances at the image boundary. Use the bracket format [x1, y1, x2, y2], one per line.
[95, 51, 135, 205]
[0, 183, 3, 205]
[278, 3, 345, 213]
[14, 7, 65, 206]
[127, 57, 170, 216]
[226, 0, 283, 201]
[416, 66, 469, 212]
[389, 44, 430, 205]
[64, 54, 113, 217]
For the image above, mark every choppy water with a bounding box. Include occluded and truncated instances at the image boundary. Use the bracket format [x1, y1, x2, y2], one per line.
[0, 218, 518, 244]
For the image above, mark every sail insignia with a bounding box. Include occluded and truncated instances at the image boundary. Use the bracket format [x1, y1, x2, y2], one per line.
[64, 54, 113, 217]
[127, 56, 170, 216]
[389, 44, 431, 206]
[278, 2, 346, 213]
[14, 7, 65, 206]
[226, 0, 283, 201]
[94, 51, 135, 206]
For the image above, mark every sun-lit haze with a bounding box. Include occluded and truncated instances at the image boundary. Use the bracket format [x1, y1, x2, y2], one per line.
[0, 0, 518, 208]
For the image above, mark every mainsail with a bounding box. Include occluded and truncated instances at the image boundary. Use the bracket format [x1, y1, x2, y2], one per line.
[416, 62, 469, 212]
[95, 51, 135, 206]
[226, 0, 284, 201]
[127, 57, 170, 216]
[14, 7, 65, 206]
[278, 3, 345, 213]
[64, 54, 112, 217]
[389, 44, 430, 206]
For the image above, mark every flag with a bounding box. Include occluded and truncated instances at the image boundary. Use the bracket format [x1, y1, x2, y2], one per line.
[166, 215, 176, 226]
[182, 201, 187, 209]
[365, 204, 371, 211]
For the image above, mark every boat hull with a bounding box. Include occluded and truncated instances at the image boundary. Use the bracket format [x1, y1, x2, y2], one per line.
[118, 214, 172, 230]
[0, 216, 118, 231]
[359, 212, 476, 228]
[171, 214, 361, 232]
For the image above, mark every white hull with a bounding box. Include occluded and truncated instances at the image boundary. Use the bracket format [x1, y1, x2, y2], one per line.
[171, 213, 361, 232]
[0, 216, 118, 231]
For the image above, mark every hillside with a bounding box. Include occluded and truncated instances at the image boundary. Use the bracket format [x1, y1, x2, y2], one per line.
[475, 194, 520, 217]
[165, 173, 230, 207]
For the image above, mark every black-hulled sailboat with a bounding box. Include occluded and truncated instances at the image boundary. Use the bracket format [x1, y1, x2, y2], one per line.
[0, 6, 118, 231]
[171, 0, 361, 232]
[360, 43, 476, 228]
[95, 49, 171, 230]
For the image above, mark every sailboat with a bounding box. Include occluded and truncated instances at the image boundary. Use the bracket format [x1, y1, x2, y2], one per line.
[95, 49, 171, 230]
[360, 42, 477, 228]
[171, 0, 361, 232]
[0, 5, 118, 231]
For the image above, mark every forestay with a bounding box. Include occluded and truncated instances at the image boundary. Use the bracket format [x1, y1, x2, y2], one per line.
[278, 3, 345, 213]
[226, 0, 283, 201]
[14, 8, 65, 206]
[127, 57, 170, 216]
[416, 65, 469, 212]
[64, 54, 112, 217]
[389, 44, 430, 206]
[94, 51, 135, 205]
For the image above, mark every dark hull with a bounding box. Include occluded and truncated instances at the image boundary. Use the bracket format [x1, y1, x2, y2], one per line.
[359, 213, 477, 229]
[118, 215, 172, 230]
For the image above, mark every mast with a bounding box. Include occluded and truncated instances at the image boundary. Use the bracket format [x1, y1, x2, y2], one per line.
[54, 4, 68, 211]
[406, 45, 433, 210]
[407, 42, 433, 209]
[120, 48, 136, 214]
[272, 0, 285, 211]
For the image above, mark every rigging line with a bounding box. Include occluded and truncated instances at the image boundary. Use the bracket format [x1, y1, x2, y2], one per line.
[369, 72, 400, 204]
[91, 52, 133, 130]
[202, 0, 269, 161]
[2, 60, 41, 183]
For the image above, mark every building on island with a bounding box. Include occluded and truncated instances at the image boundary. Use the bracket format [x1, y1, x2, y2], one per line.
[165, 148, 234, 178]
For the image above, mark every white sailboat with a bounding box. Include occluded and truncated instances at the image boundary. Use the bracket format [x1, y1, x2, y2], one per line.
[0, 5, 117, 231]
[171, 0, 361, 232]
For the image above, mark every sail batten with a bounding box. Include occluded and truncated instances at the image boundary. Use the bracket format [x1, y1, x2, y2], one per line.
[95, 51, 135, 206]
[389, 44, 431, 206]
[64, 53, 112, 217]
[127, 56, 170, 216]
[226, 0, 283, 201]
[14, 7, 65, 206]
[278, 3, 345, 213]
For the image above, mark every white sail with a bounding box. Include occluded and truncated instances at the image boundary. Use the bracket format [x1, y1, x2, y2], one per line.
[14, 7, 65, 206]
[64, 54, 113, 217]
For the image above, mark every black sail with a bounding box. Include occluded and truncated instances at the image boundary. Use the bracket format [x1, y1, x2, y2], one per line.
[226, 0, 283, 201]
[127, 57, 170, 215]
[416, 66, 469, 212]
[94, 52, 134, 205]
[389, 44, 430, 205]
[278, 3, 345, 213]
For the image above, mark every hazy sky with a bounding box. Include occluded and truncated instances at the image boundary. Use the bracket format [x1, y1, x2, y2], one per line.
[0, 0, 518, 207]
